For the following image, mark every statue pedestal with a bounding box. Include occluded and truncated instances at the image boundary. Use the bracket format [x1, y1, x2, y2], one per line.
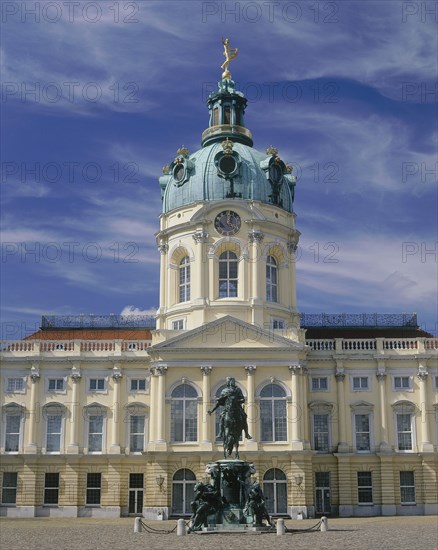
[189, 459, 273, 533]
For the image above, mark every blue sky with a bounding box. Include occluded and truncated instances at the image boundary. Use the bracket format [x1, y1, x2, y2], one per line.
[1, 0, 437, 338]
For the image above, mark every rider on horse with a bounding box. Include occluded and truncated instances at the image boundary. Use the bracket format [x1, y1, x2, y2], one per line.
[208, 377, 252, 440]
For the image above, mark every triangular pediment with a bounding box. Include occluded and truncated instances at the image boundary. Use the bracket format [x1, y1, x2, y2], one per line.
[149, 316, 303, 352]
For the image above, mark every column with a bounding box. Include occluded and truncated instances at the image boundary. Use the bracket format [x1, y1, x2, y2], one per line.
[300, 364, 309, 447]
[155, 364, 167, 446]
[149, 368, 156, 443]
[109, 364, 122, 453]
[157, 242, 168, 329]
[417, 367, 433, 452]
[249, 231, 264, 302]
[67, 364, 81, 454]
[201, 366, 212, 447]
[376, 368, 389, 451]
[335, 365, 348, 452]
[244, 365, 257, 449]
[193, 230, 208, 305]
[25, 363, 40, 453]
[289, 364, 302, 449]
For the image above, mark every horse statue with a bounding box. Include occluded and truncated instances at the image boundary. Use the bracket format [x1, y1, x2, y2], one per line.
[208, 377, 251, 460]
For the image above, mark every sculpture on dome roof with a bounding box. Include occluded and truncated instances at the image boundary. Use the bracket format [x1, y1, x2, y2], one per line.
[221, 38, 238, 80]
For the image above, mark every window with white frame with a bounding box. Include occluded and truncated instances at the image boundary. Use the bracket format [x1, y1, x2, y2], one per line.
[313, 414, 329, 452]
[129, 414, 146, 452]
[179, 256, 190, 302]
[352, 376, 369, 391]
[45, 407, 63, 453]
[260, 384, 287, 442]
[400, 471, 415, 504]
[354, 414, 371, 451]
[394, 376, 411, 390]
[86, 473, 102, 506]
[44, 473, 59, 505]
[396, 413, 413, 450]
[48, 378, 64, 392]
[4, 409, 22, 453]
[6, 378, 25, 393]
[130, 379, 146, 392]
[87, 409, 105, 452]
[311, 377, 328, 391]
[266, 255, 278, 302]
[2, 472, 18, 505]
[357, 472, 373, 504]
[171, 384, 198, 442]
[89, 378, 105, 392]
[219, 251, 238, 298]
[271, 318, 286, 330]
[172, 319, 185, 330]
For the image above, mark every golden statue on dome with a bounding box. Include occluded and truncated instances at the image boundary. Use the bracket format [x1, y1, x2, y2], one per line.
[221, 38, 238, 80]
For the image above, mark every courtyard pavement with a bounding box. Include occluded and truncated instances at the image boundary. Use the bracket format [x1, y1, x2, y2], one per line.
[0, 516, 437, 550]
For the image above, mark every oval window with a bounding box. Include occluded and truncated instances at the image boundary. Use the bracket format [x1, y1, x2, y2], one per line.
[219, 155, 237, 175]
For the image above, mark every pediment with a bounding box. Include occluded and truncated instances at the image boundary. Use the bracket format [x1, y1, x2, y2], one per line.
[149, 316, 303, 352]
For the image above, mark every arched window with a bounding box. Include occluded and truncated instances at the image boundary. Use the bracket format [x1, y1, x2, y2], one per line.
[179, 256, 190, 302]
[263, 468, 287, 514]
[266, 255, 278, 302]
[171, 384, 198, 442]
[172, 469, 196, 515]
[219, 251, 238, 298]
[260, 384, 287, 442]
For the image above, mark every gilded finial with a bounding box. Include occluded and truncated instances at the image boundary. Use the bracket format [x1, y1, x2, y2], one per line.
[221, 38, 238, 80]
[266, 145, 278, 156]
[221, 138, 234, 155]
[285, 163, 293, 174]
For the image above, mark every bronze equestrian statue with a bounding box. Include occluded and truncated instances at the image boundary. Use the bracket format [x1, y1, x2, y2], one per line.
[208, 377, 251, 459]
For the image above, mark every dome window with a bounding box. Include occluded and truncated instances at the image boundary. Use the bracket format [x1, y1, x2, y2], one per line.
[215, 139, 240, 180]
[173, 163, 185, 184]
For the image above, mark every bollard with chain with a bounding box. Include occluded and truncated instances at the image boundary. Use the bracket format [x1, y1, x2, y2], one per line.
[320, 516, 328, 532]
[177, 518, 186, 536]
[276, 517, 285, 536]
[134, 517, 142, 533]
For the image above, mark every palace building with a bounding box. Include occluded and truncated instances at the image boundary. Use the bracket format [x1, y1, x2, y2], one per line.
[1, 48, 437, 519]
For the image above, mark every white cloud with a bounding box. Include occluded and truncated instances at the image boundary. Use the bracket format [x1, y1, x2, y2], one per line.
[120, 305, 157, 316]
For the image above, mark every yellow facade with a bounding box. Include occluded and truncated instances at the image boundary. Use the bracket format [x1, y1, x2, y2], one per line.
[1, 66, 437, 520]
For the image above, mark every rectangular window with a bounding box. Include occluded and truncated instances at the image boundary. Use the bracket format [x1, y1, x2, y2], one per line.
[89, 378, 105, 392]
[400, 471, 415, 504]
[394, 376, 410, 390]
[5, 415, 21, 452]
[44, 473, 59, 505]
[355, 414, 371, 451]
[357, 472, 373, 504]
[2, 472, 18, 505]
[46, 415, 62, 452]
[312, 377, 328, 391]
[6, 378, 24, 393]
[313, 414, 329, 452]
[48, 379, 64, 392]
[130, 379, 146, 392]
[397, 413, 413, 450]
[88, 415, 103, 452]
[353, 377, 369, 390]
[272, 319, 286, 330]
[130, 415, 145, 452]
[86, 473, 101, 505]
[434, 375, 438, 390]
[172, 319, 184, 330]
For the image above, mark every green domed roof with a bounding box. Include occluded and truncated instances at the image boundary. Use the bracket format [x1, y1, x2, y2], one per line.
[159, 79, 296, 214]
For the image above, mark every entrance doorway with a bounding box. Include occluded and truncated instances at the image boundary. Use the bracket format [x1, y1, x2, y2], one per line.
[315, 472, 331, 515]
[128, 473, 144, 515]
[263, 468, 287, 514]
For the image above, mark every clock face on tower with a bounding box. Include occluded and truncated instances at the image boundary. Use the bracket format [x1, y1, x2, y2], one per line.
[214, 210, 241, 236]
